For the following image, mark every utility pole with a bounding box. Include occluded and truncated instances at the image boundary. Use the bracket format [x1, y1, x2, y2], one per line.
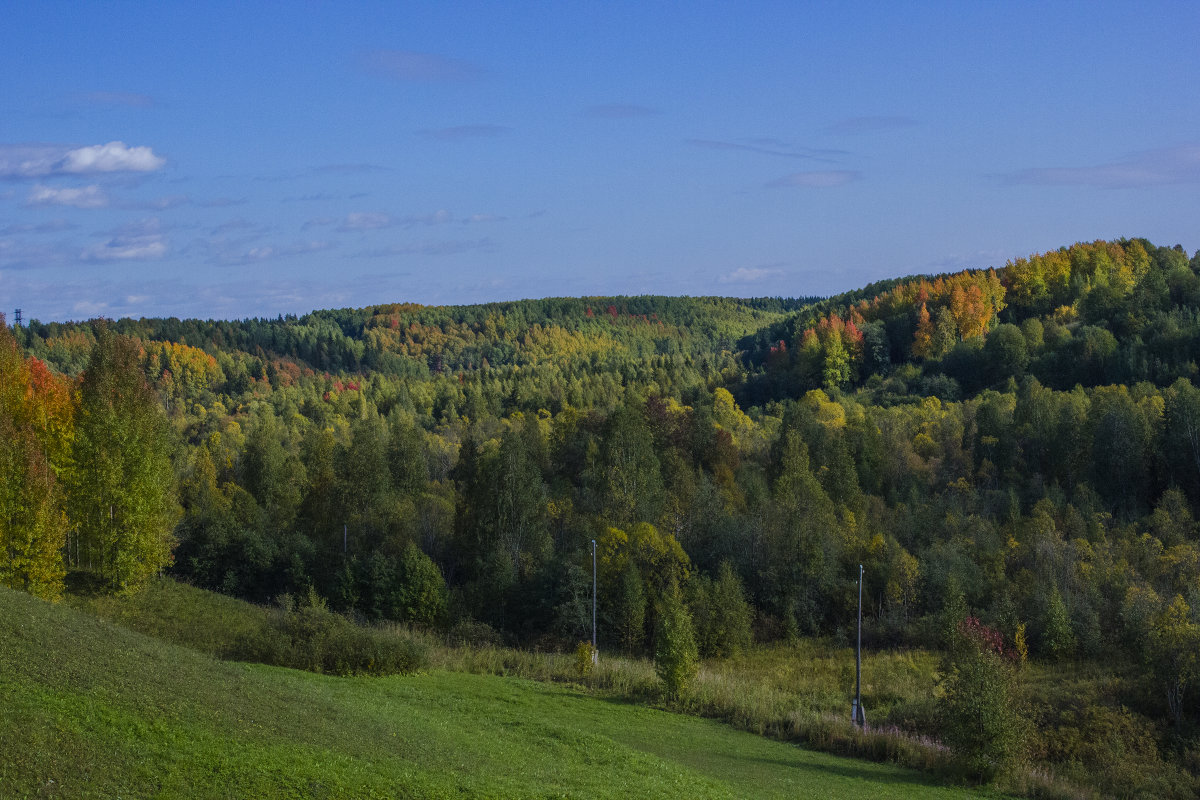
[591, 539, 598, 665]
[13, 309, 21, 327]
[853, 563, 865, 727]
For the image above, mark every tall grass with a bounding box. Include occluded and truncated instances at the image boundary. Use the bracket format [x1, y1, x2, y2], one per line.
[70, 577, 427, 677]
[425, 637, 958, 778]
[424, 634, 1187, 798]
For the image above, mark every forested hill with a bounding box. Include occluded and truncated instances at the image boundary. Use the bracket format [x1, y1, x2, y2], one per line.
[18, 294, 814, 383]
[742, 238, 1200, 404]
[5, 237, 1200, 795]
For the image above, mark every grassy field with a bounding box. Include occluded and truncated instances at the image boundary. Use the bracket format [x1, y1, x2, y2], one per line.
[0, 584, 1002, 799]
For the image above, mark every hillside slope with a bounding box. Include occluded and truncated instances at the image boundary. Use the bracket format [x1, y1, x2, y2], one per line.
[0, 587, 994, 799]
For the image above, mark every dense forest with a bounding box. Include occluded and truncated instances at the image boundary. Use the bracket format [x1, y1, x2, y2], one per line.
[4, 238, 1200, 793]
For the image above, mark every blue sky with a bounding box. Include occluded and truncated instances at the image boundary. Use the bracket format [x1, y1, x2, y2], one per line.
[1, 1, 1197, 322]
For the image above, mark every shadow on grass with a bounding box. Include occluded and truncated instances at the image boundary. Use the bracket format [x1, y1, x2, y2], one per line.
[743, 754, 954, 788]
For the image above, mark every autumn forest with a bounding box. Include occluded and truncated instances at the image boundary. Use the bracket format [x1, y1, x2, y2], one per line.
[5, 237, 1200, 795]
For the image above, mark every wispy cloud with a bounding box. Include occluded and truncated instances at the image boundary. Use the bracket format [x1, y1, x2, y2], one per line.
[1001, 143, 1200, 189]
[583, 103, 660, 119]
[82, 218, 169, 261]
[354, 238, 495, 258]
[217, 240, 334, 266]
[82, 234, 168, 262]
[210, 218, 260, 235]
[718, 266, 785, 284]
[362, 50, 483, 82]
[124, 194, 191, 211]
[27, 183, 109, 208]
[338, 212, 395, 232]
[198, 196, 246, 208]
[0, 141, 165, 178]
[823, 116, 917, 135]
[416, 125, 508, 141]
[0, 219, 75, 235]
[310, 209, 463, 232]
[688, 138, 846, 161]
[766, 170, 860, 188]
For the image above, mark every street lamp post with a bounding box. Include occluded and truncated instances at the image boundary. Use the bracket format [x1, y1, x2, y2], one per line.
[591, 539, 598, 665]
[853, 563, 865, 727]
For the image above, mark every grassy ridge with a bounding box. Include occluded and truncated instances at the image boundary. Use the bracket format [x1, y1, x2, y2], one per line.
[1, 585, 997, 799]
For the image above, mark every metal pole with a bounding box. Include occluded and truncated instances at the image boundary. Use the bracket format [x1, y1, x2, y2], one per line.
[855, 563, 864, 727]
[591, 539, 598, 664]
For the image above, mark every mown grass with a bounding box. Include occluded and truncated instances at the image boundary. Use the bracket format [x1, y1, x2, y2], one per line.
[1, 584, 1001, 799]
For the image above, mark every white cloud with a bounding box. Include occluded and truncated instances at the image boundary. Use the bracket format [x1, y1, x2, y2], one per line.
[719, 266, 784, 284]
[328, 209, 457, 232]
[82, 233, 168, 261]
[339, 212, 393, 231]
[60, 141, 165, 174]
[27, 184, 109, 208]
[767, 170, 860, 188]
[0, 141, 165, 178]
[0, 145, 67, 179]
[219, 240, 333, 266]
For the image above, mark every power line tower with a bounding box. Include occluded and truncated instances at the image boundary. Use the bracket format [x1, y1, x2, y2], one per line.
[13, 308, 21, 327]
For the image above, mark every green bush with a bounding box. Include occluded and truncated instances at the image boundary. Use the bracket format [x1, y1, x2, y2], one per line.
[938, 617, 1027, 782]
[574, 641, 596, 678]
[232, 588, 428, 676]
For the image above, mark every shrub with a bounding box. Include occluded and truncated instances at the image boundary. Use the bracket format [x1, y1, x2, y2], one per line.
[938, 617, 1027, 782]
[231, 588, 427, 676]
[574, 641, 595, 679]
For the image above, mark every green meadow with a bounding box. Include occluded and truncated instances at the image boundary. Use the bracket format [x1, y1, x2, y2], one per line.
[0, 584, 999, 799]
